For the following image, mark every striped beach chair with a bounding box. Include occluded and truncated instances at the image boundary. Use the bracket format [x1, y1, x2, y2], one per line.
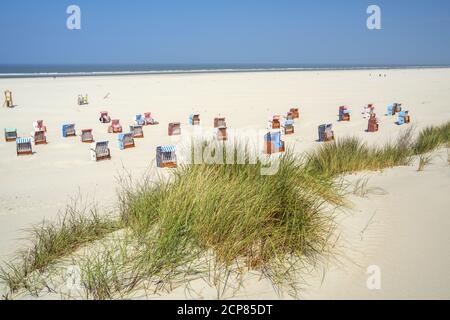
[130, 125, 144, 138]
[339, 106, 351, 121]
[397, 110, 410, 125]
[33, 120, 47, 132]
[144, 112, 158, 125]
[282, 119, 295, 135]
[81, 129, 94, 143]
[214, 117, 226, 128]
[16, 137, 33, 156]
[134, 115, 146, 126]
[216, 126, 228, 141]
[269, 116, 281, 129]
[33, 130, 47, 145]
[108, 119, 123, 133]
[386, 103, 402, 116]
[99, 111, 111, 123]
[367, 113, 379, 132]
[189, 114, 200, 125]
[168, 122, 181, 136]
[156, 146, 177, 168]
[118, 133, 135, 150]
[264, 131, 285, 154]
[318, 124, 334, 142]
[90, 141, 111, 161]
[4, 128, 17, 142]
[62, 124, 76, 137]
[289, 108, 300, 119]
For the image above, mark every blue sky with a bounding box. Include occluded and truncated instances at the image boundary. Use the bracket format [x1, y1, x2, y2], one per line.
[0, 0, 449, 65]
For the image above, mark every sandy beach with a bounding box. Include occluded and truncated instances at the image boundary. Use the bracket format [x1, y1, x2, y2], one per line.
[1, 68, 450, 299]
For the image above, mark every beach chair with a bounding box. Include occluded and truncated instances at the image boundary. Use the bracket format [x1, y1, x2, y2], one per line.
[81, 129, 94, 143]
[118, 133, 135, 150]
[168, 122, 181, 136]
[387, 103, 402, 116]
[318, 124, 334, 142]
[394, 103, 402, 114]
[270, 116, 281, 129]
[156, 146, 177, 168]
[397, 110, 410, 125]
[16, 138, 33, 156]
[338, 106, 351, 121]
[4, 128, 17, 142]
[189, 114, 200, 126]
[62, 124, 76, 137]
[33, 130, 47, 145]
[264, 131, 285, 154]
[4, 90, 13, 108]
[108, 119, 123, 133]
[33, 120, 47, 132]
[216, 126, 228, 141]
[78, 94, 89, 106]
[90, 141, 111, 161]
[214, 117, 226, 128]
[99, 111, 111, 123]
[289, 108, 300, 119]
[130, 125, 144, 138]
[367, 113, 379, 132]
[282, 119, 295, 135]
[134, 115, 146, 126]
[144, 112, 158, 125]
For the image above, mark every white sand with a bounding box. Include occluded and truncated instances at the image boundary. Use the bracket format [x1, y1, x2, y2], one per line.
[1, 68, 449, 299]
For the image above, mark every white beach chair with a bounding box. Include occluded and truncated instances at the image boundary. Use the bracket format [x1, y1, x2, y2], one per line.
[16, 137, 33, 156]
[90, 141, 111, 161]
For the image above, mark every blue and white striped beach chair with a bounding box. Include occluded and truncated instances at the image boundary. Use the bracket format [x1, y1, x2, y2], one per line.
[189, 114, 200, 126]
[130, 125, 144, 138]
[16, 137, 33, 156]
[318, 124, 334, 142]
[264, 131, 285, 154]
[62, 124, 76, 137]
[118, 133, 135, 150]
[134, 115, 146, 126]
[90, 141, 111, 161]
[4, 128, 17, 142]
[156, 146, 177, 168]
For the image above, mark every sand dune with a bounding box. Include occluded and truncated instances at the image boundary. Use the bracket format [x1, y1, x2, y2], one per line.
[1, 68, 449, 299]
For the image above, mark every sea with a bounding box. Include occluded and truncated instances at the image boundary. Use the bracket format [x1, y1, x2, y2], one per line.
[0, 64, 448, 78]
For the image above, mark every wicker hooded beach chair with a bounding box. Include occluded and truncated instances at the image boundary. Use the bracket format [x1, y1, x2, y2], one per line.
[4, 128, 17, 142]
[16, 137, 33, 156]
[156, 146, 177, 168]
[90, 141, 111, 161]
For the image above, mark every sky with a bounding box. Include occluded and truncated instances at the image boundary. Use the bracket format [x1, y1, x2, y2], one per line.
[0, 0, 449, 65]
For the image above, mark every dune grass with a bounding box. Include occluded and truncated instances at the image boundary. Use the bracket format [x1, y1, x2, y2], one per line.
[413, 122, 450, 155]
[0, 199, 121, 296]
[1, 121, 450, 299]
[305, 128, 414, 177]
[306, 122, 450, 177]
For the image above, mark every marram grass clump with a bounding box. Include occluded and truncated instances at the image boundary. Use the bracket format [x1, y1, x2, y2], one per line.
[120, 151, 345, 269]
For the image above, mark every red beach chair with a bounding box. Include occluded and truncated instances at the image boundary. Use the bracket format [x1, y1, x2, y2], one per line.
[168, 122, 181, 136]
[99, 111, 111, 123]
[81, 129, 94, 143]
[367, 113, 379, 132]
[108, 119, 123, 133]
[214, 117, 226, 128]
[33, 130, 47, 145]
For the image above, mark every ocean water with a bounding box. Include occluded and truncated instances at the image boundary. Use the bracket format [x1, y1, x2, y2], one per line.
[0, 64, 447, 78]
